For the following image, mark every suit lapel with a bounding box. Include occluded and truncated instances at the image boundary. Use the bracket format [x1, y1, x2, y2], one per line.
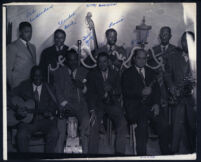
[133, 67, 145, 87]
[16, 39, 34, 61]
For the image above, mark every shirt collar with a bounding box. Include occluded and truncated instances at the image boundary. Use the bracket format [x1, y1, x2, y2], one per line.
[56, 45, 64, 51]
[135, 66, 145, 72]
[107, 44, 116, 51]
[160, 44, 169, 51]
[32, 83, 42, 90]
[20, 38, 28, 46]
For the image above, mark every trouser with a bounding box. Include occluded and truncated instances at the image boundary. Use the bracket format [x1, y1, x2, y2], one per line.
[135, 106, 171, 156]
[55, 101, 90, 153]
[88, 102, 128, 154]
[17, 118, 58, 153]
[171, 96, 196, 154]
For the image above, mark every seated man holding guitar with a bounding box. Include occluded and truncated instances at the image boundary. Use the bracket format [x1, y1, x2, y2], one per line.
[122, 49, 171, 155]
[11, 66, 58, 153]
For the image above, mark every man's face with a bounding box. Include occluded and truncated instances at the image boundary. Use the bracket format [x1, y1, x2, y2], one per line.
[54, 32, 66, 47]
[67, 54, 78, 71]
[159, 28, 171, 46]
[20, 26, 32, 42]
[106, 31, 117, 46]
[98, 56, 109, 72]
[33, 69, 42, 86]
[134, 50, 147, 68]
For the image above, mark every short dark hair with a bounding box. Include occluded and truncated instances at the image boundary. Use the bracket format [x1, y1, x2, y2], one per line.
[105, 28, 117, 37]
[30, 66, 43, 81]
[66, 49, 78, 60]
[19, 22, 32, 31]
[54, 29, 66, 38]
[160, 26, 171, 34]
[131, 48, 147, 65]
[182, 31, 195, 41]
[97, 52, 109, 61]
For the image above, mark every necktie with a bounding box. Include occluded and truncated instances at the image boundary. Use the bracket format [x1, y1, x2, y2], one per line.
[103, 72, 107, 81]
[139, 68, 146, 86]
[34, 86, 39, 109]
[26, 42, 33, 58]
[162, 46, 166, 53]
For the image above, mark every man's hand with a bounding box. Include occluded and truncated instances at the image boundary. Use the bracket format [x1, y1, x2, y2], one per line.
[142, 86, 152, 96]
[60, 100, 68, 107]
[16, 107, 27, 117]
[89, 110, 96, 127]
[104, 83, 112, 92]
[151, 104, 160, 117]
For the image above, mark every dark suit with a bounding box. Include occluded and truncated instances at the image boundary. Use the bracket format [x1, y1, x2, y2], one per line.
[54, 66, 90, 153]
[13, 80, 58, 153]
[122, 66, 170, 155]
[39, 45, 69, 84]
[87, 67, 128, 154]
[164, 49, 196, 153]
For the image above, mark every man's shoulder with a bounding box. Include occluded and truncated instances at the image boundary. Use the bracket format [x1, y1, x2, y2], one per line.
[88, 67, 99, 76]
[42, 45, 55, 53]
[169, 44, 177, 50]
[7, 39, 20, 49]
[122, 66, 135, 76]
[16, 79, 32, 89]
[152, 44, 161, 52]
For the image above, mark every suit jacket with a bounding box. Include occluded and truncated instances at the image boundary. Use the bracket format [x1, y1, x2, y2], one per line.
[86, 67, 121, 111]
[39, 45, 69, 84]
[147, 44, 177, 71]
[7, 39, 36, 89]
[13, 80, 57, 117]
[164, 48, 192, 88]
[122, 66, 160, 123]
[54, 66, 88, 106]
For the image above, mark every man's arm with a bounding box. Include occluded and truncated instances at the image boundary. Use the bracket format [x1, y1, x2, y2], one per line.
[86, 71, 98, 112]
[122, 70, 142, 100]
[6, 44, 17, 88]
[39, 50, 48, 82]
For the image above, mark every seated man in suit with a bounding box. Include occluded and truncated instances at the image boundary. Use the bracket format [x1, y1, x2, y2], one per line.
[7, 21, 36, 89]
[13, 66, 58, 153]
[54, 49, 90, 153]
[87, 52, 128, 154]
[39, 29, 69, 85]
[122, 49, 171, 155]
[164, 31, 196, 154]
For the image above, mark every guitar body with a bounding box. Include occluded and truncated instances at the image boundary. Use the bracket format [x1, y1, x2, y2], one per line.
[9, 96, 35, 124]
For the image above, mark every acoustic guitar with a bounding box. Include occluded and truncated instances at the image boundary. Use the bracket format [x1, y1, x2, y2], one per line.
[7, 96, 35, 126]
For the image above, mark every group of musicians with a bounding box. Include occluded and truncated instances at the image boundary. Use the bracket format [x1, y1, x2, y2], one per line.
[6, 21, 196, 155]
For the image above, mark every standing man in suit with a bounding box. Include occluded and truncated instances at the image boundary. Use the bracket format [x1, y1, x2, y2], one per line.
[95, 28, 127, 73]
[147, 26, 177, 117]
[122, 49, 171, 155]
[164, 31, 196, 154]
[7, 22, 36, 89]
[54, 49, 90, 153]
[39, 29, 69, 85]
[13, 66, 58, 153]
[87, 52, 128, 154]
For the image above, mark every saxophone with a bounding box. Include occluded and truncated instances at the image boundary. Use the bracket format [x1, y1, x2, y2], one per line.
[168, 73, 195, 105]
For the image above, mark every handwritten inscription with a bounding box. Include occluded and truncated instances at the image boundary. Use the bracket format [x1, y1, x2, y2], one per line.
[29, 5, 53, 22]
[58, 12, 76, 26]
[26, 8, 36, 18]
[109, 17, 124, 28]
[82, 32, 93, 47]
[64, 21, 76, 30]
[86, 3, 117, 7]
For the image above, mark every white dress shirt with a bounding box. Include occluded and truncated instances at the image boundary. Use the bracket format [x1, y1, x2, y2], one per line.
[135, 66, 145, 79]
[33, 83, 42, 101]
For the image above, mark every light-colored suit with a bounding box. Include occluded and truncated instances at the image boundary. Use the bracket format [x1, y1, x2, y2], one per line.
[6, 39, 36, 89]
